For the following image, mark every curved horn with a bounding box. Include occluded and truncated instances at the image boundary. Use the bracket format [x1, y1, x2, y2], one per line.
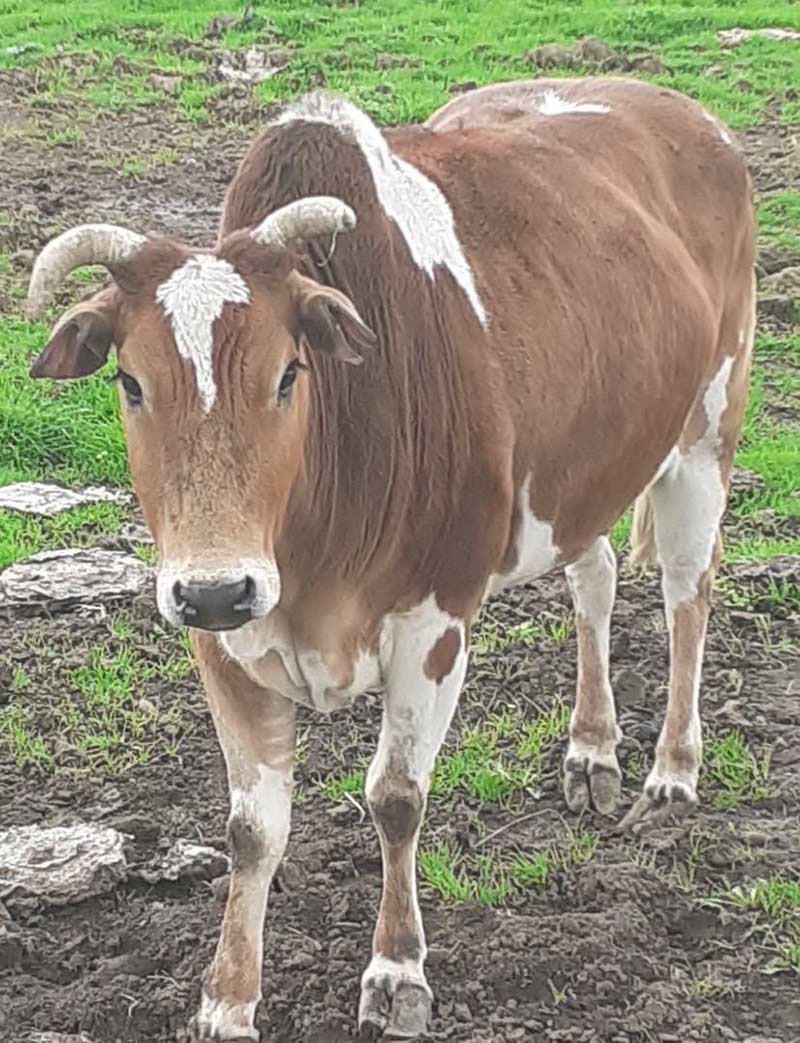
[252, 196, 356, 249]
[27, 224, 146, 320]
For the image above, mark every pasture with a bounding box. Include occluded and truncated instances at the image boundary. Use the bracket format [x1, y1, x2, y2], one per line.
[0, 2, 799, 1041]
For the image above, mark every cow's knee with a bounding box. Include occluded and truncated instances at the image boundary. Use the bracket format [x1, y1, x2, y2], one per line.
[367, 771, 424, 843]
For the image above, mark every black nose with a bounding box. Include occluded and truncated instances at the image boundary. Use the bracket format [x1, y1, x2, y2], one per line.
[173, 576, 257, 631]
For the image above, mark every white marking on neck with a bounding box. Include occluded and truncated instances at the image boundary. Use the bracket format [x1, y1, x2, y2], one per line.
[156, 254, 250, 412]
[275, 94, 487, 327]
[537, 90, 610, 116]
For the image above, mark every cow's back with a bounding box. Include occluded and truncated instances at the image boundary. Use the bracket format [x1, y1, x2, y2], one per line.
[386, 78, 755, 559]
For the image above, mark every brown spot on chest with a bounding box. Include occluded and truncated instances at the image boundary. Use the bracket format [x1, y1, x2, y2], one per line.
[423, 627, 461, 684]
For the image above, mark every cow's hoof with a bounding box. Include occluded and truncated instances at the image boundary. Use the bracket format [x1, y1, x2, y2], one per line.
[359, 970, 432, 1040]
[563, 751, 621, 817]
[618, 776, 697, 834]
[186, 1008, 259, 1043]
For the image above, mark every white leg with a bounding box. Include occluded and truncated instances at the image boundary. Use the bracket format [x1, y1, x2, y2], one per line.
[563, 536, 621, 816]
[622, 348, 748, 831]
[359, 596, 468, 1040]
[189, 634, 296, 1042]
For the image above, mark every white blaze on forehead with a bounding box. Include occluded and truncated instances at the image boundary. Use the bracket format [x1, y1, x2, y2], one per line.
[537, 89, 610, 116]
[156, 254, 250, 412]
[275, 94, 487, 327]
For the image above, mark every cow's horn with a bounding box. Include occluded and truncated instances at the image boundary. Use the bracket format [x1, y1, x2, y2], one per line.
[251, 196, 356, 249]
[27, 224, 146, 320]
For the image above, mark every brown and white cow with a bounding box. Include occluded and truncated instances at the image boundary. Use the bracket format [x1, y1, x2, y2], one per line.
[26, 78, 754, 1040]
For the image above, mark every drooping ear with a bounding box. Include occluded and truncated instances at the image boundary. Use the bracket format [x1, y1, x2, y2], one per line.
[29, 288, 119, 379]
[290, 272, 376, 366]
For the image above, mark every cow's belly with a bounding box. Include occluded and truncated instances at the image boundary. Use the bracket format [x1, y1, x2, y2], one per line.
[220, 613, 384, 713]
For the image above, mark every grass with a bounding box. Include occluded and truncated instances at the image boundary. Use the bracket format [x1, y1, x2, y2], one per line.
[419, 827, 597, 906]
[704, 730, 774, 810]
[0, 638, 193, 775]
[317, 699, 569, 806]
[1, 1, 798, 127]
[708, 874, 800, 973]
[758, 193, 800, 252]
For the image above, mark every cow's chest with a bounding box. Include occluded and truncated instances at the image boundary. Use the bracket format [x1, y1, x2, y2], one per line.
[219, 611, 385, 713]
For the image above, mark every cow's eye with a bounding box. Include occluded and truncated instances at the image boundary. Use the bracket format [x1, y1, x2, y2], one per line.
[117, 369, 143, 408]
[278, 360, 305, 403]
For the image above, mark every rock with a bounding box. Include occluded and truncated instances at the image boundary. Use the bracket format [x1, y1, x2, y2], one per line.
[758, 245, 800, 275]
[0, 481, 128, 517]
[136, 839, 230, 885]
[449, 80, 478, 96]
[204, 14, 240, 40]
[147, 73, 182, 96]
[760, 265, 800, 296]
[0, 823, 128, 907]
[576, 36, 618, 65]
[731, 557, 800, 583]
[718, 27, 800, 48]
[525, 43, 577, 70]
[703, 64, 725, 78]
[26, 1035, 98, 1043]
[757, 295, 796, 322]
[613, 667, 648, 707]
[0, 548, 151, 613]
[729, 467, 764, 499]
[211, 46, 290, 86]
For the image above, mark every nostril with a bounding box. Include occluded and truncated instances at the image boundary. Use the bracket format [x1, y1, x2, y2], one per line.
[235, 575, 257, 610]
[172, 581, 196, 618]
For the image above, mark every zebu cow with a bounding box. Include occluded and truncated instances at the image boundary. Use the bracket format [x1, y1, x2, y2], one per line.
[27, 78, 754, 1040]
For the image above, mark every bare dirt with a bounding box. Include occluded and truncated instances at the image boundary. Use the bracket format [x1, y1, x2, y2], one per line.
[1, 67, 799, 1043]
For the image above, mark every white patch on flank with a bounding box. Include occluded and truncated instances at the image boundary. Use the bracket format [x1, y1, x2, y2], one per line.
[702, 110, 733, 146]
[652, 357, 734, 618]
[487, 475, 559, 595]
[156, 254, 250, 412]
[537, 89, 610, 116]
[275, 94, 487, 326]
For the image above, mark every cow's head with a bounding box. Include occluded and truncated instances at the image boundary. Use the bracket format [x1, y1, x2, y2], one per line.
[27, 199, 375, 631]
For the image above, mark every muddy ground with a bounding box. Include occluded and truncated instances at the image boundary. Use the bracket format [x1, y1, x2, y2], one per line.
[1, 65, 799, 1043]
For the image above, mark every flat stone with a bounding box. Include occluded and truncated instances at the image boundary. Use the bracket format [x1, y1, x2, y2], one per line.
[0, 823, 127, 907]
[0, 547, 151, 611]
[26, 1035, 98, 1043]
[760, 265, 800, 296]
[136, 839, 230, 884]
[0, 481, 128, 517]
[211, 46, 290, 85]
[757, 295, 796, 322]
[719, 27, 800, 48]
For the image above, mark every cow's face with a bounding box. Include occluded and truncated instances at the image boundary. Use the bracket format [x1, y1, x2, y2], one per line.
[28, 209, 374, 632]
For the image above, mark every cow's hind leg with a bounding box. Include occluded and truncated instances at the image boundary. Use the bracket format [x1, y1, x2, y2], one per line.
[359, 599, 468, 1040]
[622, 307, 753, 831]
[188, 634, 296, 1042]
[563, 536, 621, 816]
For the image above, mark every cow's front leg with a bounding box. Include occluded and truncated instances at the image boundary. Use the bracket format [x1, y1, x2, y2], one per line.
[359, 600, 468, 1040]
[189, 633, 296, 1043]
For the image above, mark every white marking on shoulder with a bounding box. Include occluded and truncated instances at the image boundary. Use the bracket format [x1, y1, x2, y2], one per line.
[274, 93, 487, 326]
[156, 254, 250, 412]
[702, 110, 733, 146]
[487, 475, 559, 595]
[537, 89, 610, 116]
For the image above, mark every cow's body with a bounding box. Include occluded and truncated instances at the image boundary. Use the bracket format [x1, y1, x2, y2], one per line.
[27, 78, 755, 1042]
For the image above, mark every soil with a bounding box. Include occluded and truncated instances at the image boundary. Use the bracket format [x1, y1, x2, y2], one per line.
[1, 66, 799, 1043]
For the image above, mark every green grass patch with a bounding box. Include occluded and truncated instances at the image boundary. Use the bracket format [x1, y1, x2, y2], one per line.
[0, 642, 189, 775]
[322, 769, 366, 802]
[708, 874, 800, 973]
[0, 318, 127, 488]
[705, 730, 773, 810]
[0, 502, 125, 570]
[420, 827, 597, 906]
[758, 192, 800, 251]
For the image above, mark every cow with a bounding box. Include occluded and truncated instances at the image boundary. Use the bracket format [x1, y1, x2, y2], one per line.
[26, 77, 754, 1041]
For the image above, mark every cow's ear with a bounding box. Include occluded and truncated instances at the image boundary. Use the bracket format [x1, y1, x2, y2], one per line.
[29, 288, 120, 379]
[290, 272, 376, 366]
